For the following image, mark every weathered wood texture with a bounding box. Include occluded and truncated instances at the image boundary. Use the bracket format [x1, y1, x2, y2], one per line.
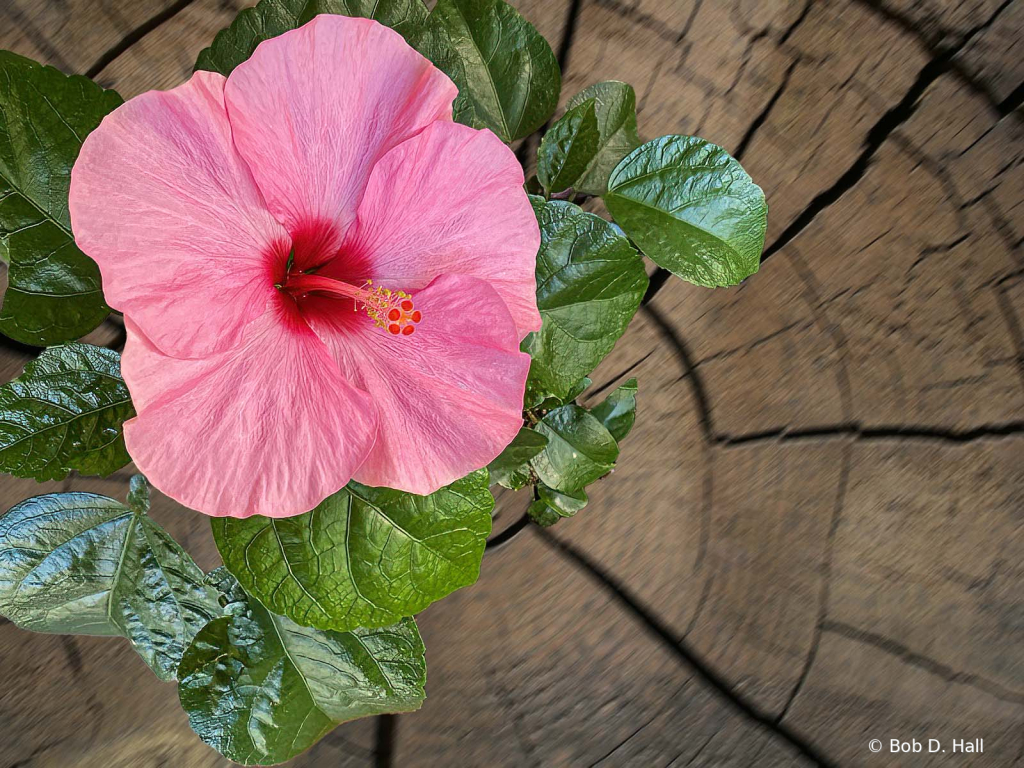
[1, 0, 1023, 765]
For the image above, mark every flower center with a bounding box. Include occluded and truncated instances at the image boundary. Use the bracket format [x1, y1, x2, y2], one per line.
[280, 272, 421, 336]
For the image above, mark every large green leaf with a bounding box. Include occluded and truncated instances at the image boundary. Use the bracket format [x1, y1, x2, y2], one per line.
[487, 427, 547, 490]
[0, 476, 221, 680]
[530, 404, 618, 493]
[195, 0, 430, 75]
[590, 377, 638, 442]
[605, 135, 767, 288]
[179, 568, 426, 766]
[522, 198, 647, 403]
[0, 51, 119, 345]
[416, 0, 560, 142]
[212, 470, 492, 632]
[537, 98, 599, 194]
[0, 343, 133, 481]
[564, 81, 641, 195]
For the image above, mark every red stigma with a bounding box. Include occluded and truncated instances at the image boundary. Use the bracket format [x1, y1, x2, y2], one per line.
[383, 296, 421, 338]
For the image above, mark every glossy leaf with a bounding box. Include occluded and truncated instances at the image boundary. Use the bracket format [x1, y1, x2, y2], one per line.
[487, 427, 547, 490]
[0, 476, 221, 680]
[564, 81, 641, 195]
[212, 470, 492, 632]
[527, 498, 560, 527]
[417, 0, 560, 142]
[530, 404, 618, 493]
[179, 568, 425, 766]
[564, 376, 591, 403]
[0, 51, 118, 345]
[522, 198, 647, 403]
[195, 0, 430, 75]
[531, 376, 592, 413]
[528, 482, 587, 527]
[0, 343, 133, 481]
[537, 98, 599, 194]
[605, 135, 767, 287]
[590, 378, 638, 441]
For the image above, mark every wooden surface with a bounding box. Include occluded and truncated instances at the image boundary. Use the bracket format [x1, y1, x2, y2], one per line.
[2, 0, 1024, 765]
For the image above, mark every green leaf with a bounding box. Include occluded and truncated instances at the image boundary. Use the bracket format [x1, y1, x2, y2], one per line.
[542, 484, 588, 514]
[531, 375, 592, 413]
[605, 135, 767, 288]
[416, 0, 560, 142]
[195, 0, 430, 75]
[564, 376, 591, 403]
[487, 427, 547, 490]
[530, 404, 618, 493]
[565, 81, 641, 195]
[528, 483, 587, 527]
[590, 378, 638, 441]
[522, 198, 647, 403]
[527, 498, 561, 527]
[537, 98, 599, 194]
[547, 481, 588, 517]
[179, 569, 425, 766]
[212, 470, 492, 632]
[0, 476, 222, 680]
[0, 51, 119, 346]
[0, 343, 133, 481]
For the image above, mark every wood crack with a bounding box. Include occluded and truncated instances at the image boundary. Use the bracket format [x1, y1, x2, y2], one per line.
[537, 528, 839, 768]
[374, 713, 397, 768]
[84, 0, 200, 80]
[585, 712, 659, 767]
[851, 0, 1024, 121]
[775, 447, 852, 722]
[761, 0, 1018, 266]
[640, 304, 716, 443]
[734, 56, 801, 162]
[822, 620, 1024, 705]
[778, 0, 813, 46]
[717, 421, 1024, 447]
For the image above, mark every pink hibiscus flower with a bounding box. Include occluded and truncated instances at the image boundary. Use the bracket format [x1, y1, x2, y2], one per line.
[69, 15, 540, 518]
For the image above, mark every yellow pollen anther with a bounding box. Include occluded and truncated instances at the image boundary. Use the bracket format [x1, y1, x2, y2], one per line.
[281, 275, 422, 336]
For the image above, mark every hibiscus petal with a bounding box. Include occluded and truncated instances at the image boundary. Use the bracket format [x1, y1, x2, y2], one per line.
[302, 274, 530, 495]
[223, 15, 457, 260]
[70, 70, 287, 360]
[121, 302, 378, 518]
[330, 121, 542, 338]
